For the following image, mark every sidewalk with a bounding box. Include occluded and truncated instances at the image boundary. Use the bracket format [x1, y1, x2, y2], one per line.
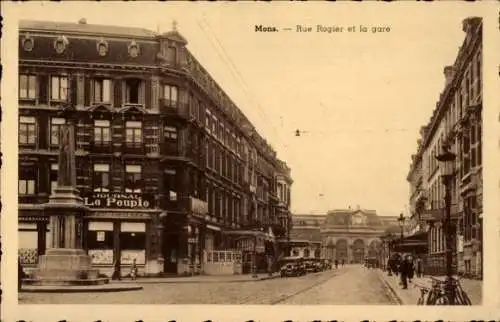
[377, 269, 482, 305]
[114, 272, 282, 284]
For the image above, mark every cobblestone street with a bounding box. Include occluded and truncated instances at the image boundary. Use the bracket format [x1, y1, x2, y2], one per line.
[19, 265, 396, 305]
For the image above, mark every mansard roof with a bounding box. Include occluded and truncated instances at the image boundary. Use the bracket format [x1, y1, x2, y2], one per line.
[20, 20, 157, 39]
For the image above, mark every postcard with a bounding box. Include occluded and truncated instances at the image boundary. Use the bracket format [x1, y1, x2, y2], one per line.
[1, 1, 499, 321]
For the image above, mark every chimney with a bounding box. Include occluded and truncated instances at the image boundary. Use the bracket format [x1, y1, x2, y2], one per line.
[444, 65, 454, 87]
[78, 18, 87, 24]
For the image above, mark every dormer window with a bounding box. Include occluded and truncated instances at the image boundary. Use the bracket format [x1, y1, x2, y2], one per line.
[128, 41, 140, 58]
[167, 46, 177, 64]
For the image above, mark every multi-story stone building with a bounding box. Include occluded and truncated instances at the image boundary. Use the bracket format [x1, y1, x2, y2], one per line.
[290, 208, 399, 264]
[406, 17, 482, 278]
[17, 19, 292, 276]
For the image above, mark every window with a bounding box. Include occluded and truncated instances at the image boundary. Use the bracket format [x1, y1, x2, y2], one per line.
[51, 75, 68, 101]
[125, 78, 141, 104]
[125, 164, 142, 193]
[50, 117, 66, 147]
[163, 126, 178, 140]
[19, 116, 37, 146]
[206, 110, 211, 131]
[167, 46, 177, 64]
[94, 120, 111, 145]
[125, 121, 142, 146]
[163, 85, 178, 107]
[50, 163, 59, 194]
[19, 167, 36, 195]
[164, 169, 177, 201]
[19, 75, 36, 99]
[212, 116, 217, 134]
[93, 79, 112, 103]
[93, 164, 110, 192]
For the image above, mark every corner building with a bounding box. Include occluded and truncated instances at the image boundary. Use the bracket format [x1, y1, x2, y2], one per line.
[18, 20, 292, 276]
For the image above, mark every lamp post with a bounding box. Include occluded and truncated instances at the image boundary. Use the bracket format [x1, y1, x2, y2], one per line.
[398, 213, 406, 246]
[435, 145, 456, 305]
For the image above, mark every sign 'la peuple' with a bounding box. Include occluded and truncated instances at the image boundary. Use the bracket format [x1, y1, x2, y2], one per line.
[84, 193, 152, 209]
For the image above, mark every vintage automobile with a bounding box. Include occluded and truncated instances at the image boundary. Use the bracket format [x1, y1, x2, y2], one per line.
[278, 256, 306, 277]
[364, 257, 379, 269]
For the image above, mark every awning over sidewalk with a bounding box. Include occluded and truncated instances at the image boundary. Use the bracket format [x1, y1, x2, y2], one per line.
[392, 231, 428, 254]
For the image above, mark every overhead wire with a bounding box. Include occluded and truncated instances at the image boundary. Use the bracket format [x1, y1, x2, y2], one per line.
[197, 18, 419, 213]
[197, 17, 322, 202]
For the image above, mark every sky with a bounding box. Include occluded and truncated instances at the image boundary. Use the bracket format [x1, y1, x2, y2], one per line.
[5, 2, 488, 217]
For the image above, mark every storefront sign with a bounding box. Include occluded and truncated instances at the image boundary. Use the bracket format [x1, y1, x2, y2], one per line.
[84, 193, 153, 209]
[190, 197, 208, 216]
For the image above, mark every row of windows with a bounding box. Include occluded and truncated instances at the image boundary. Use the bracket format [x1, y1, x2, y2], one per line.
[20, 75, 279, 186]
[426, 51, 482, 179]
[18, 163, 161, 195]
[19, 74, 179, 107]
[19, 116, 177, 147]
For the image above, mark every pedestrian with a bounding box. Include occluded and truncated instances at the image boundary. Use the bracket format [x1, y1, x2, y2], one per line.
[130, 258, 137, 280]
[416, 257, 423, 278]
[407, 255, 415, 283]
[400, 256, 409, 289]
[334, 259, 338, 269]
[341, 259, 345, 267]
[386, 257, 392, 275]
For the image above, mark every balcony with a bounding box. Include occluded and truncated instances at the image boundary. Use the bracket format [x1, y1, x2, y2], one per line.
[159, 99, 190, 119]
[90, 140, 113, 154]
[123, 142, 145, 155]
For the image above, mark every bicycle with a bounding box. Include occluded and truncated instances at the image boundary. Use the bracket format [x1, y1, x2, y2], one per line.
[416, 276, 472, 305]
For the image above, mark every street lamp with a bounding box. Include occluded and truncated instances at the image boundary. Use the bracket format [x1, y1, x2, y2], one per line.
[435, 144, 456, 305]
[398, 213, 406, 245]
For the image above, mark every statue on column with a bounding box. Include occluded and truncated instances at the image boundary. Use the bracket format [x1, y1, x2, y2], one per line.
[57, 105, 77, 188]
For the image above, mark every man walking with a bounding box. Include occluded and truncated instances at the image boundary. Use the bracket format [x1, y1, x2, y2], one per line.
[400, 256, 409, 289]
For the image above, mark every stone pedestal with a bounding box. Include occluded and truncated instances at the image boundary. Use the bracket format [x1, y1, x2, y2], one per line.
[24, 186, 108, 286]
[28, 248, 105, 286]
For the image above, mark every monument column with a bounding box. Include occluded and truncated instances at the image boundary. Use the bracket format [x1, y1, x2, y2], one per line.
[27, 85, 107, 286]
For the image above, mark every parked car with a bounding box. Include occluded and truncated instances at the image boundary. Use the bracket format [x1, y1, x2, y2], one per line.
[278, 256, 306, 277]
[280, 263, 297, 277]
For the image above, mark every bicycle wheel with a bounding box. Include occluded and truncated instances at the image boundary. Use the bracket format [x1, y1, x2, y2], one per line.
[426, 290, 438, 305]
[460, 289, 472, 305]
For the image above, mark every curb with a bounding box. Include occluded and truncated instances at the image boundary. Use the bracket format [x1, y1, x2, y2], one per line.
[111, 275, 281, 285]
[376, 270, 403, 305]
[20, 284, 143, 293]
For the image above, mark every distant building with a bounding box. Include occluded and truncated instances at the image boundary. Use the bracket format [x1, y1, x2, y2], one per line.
[290, 208, 400, 264]
[406, 17, 482, 278]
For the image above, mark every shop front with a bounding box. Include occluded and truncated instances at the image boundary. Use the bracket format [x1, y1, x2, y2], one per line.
[82, 192, 161, 277]
[162, 196, 208, 276]
[18, 205, 50, 273]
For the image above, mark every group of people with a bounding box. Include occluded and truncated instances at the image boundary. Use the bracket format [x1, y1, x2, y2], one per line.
[334, 259, 345, 269]
[386, 254, 423, 289]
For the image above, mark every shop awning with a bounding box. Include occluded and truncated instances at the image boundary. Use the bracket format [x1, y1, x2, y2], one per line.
[392, 231, 428, 253]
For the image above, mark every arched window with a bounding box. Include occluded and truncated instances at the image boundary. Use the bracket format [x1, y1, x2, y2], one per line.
[303, 248, 310, 258]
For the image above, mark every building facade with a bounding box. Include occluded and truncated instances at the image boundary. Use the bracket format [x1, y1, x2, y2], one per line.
[18, 19, 292, 276]
[290, 208, 399, 264]
[406, 17, 482, 278]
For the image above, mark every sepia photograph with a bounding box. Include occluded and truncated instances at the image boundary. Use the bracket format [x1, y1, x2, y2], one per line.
[1, 1, 498, 321]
